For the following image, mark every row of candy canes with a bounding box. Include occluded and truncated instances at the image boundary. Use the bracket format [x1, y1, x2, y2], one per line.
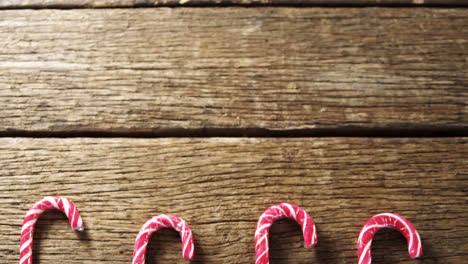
[20, 197, 423, 264]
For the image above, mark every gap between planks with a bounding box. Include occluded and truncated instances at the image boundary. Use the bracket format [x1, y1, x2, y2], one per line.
[0, 126, 468, 138]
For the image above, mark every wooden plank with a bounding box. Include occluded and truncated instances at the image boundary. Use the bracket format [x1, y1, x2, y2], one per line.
[1, 0, 467, 8]
[0, 8, 466, 133]
[0, 138, 466, 263]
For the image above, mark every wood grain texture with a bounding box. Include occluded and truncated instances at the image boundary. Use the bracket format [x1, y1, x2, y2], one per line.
[1, 0, 467, 8]
[0, 138, 466, 263]
[0, 8, 467, 133]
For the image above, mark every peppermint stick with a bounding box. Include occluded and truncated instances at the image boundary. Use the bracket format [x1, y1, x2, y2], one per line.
[358, 213, 423, 264]
[20, 196, 84, 264]
[132, 214, 194, 264]
[255, 203, 317, 264]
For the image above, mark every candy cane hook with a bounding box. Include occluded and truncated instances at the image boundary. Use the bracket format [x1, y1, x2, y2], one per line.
[20, 196, 84, 264]
[358, 213, 423, 264]
[132, 214, 194, 264]
[255, 203, 317, 264]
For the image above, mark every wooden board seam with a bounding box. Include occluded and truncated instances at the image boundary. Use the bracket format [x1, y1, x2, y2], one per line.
[0, 126, 467, 138]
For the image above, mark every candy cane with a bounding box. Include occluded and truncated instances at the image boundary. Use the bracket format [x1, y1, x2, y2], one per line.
[255, 203, 317, 264]
[132, 214, 194, 264]
[358, 213, 423, 264]
[20, 196, 84, 264]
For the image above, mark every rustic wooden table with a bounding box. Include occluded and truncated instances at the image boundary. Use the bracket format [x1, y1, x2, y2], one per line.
[0, 1, 466, 263]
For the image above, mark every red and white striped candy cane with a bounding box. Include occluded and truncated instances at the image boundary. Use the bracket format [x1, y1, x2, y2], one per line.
[20, 196, 84, 264]
[255, 203, 317, 264]
[358, 213, 422, 264]
[132, 214, 194, 264]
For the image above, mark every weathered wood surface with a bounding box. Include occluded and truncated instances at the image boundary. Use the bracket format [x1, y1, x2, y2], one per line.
[1, 0, 467, 8]
[0, 8, 466, 133]
[0, 138, 465, 263]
